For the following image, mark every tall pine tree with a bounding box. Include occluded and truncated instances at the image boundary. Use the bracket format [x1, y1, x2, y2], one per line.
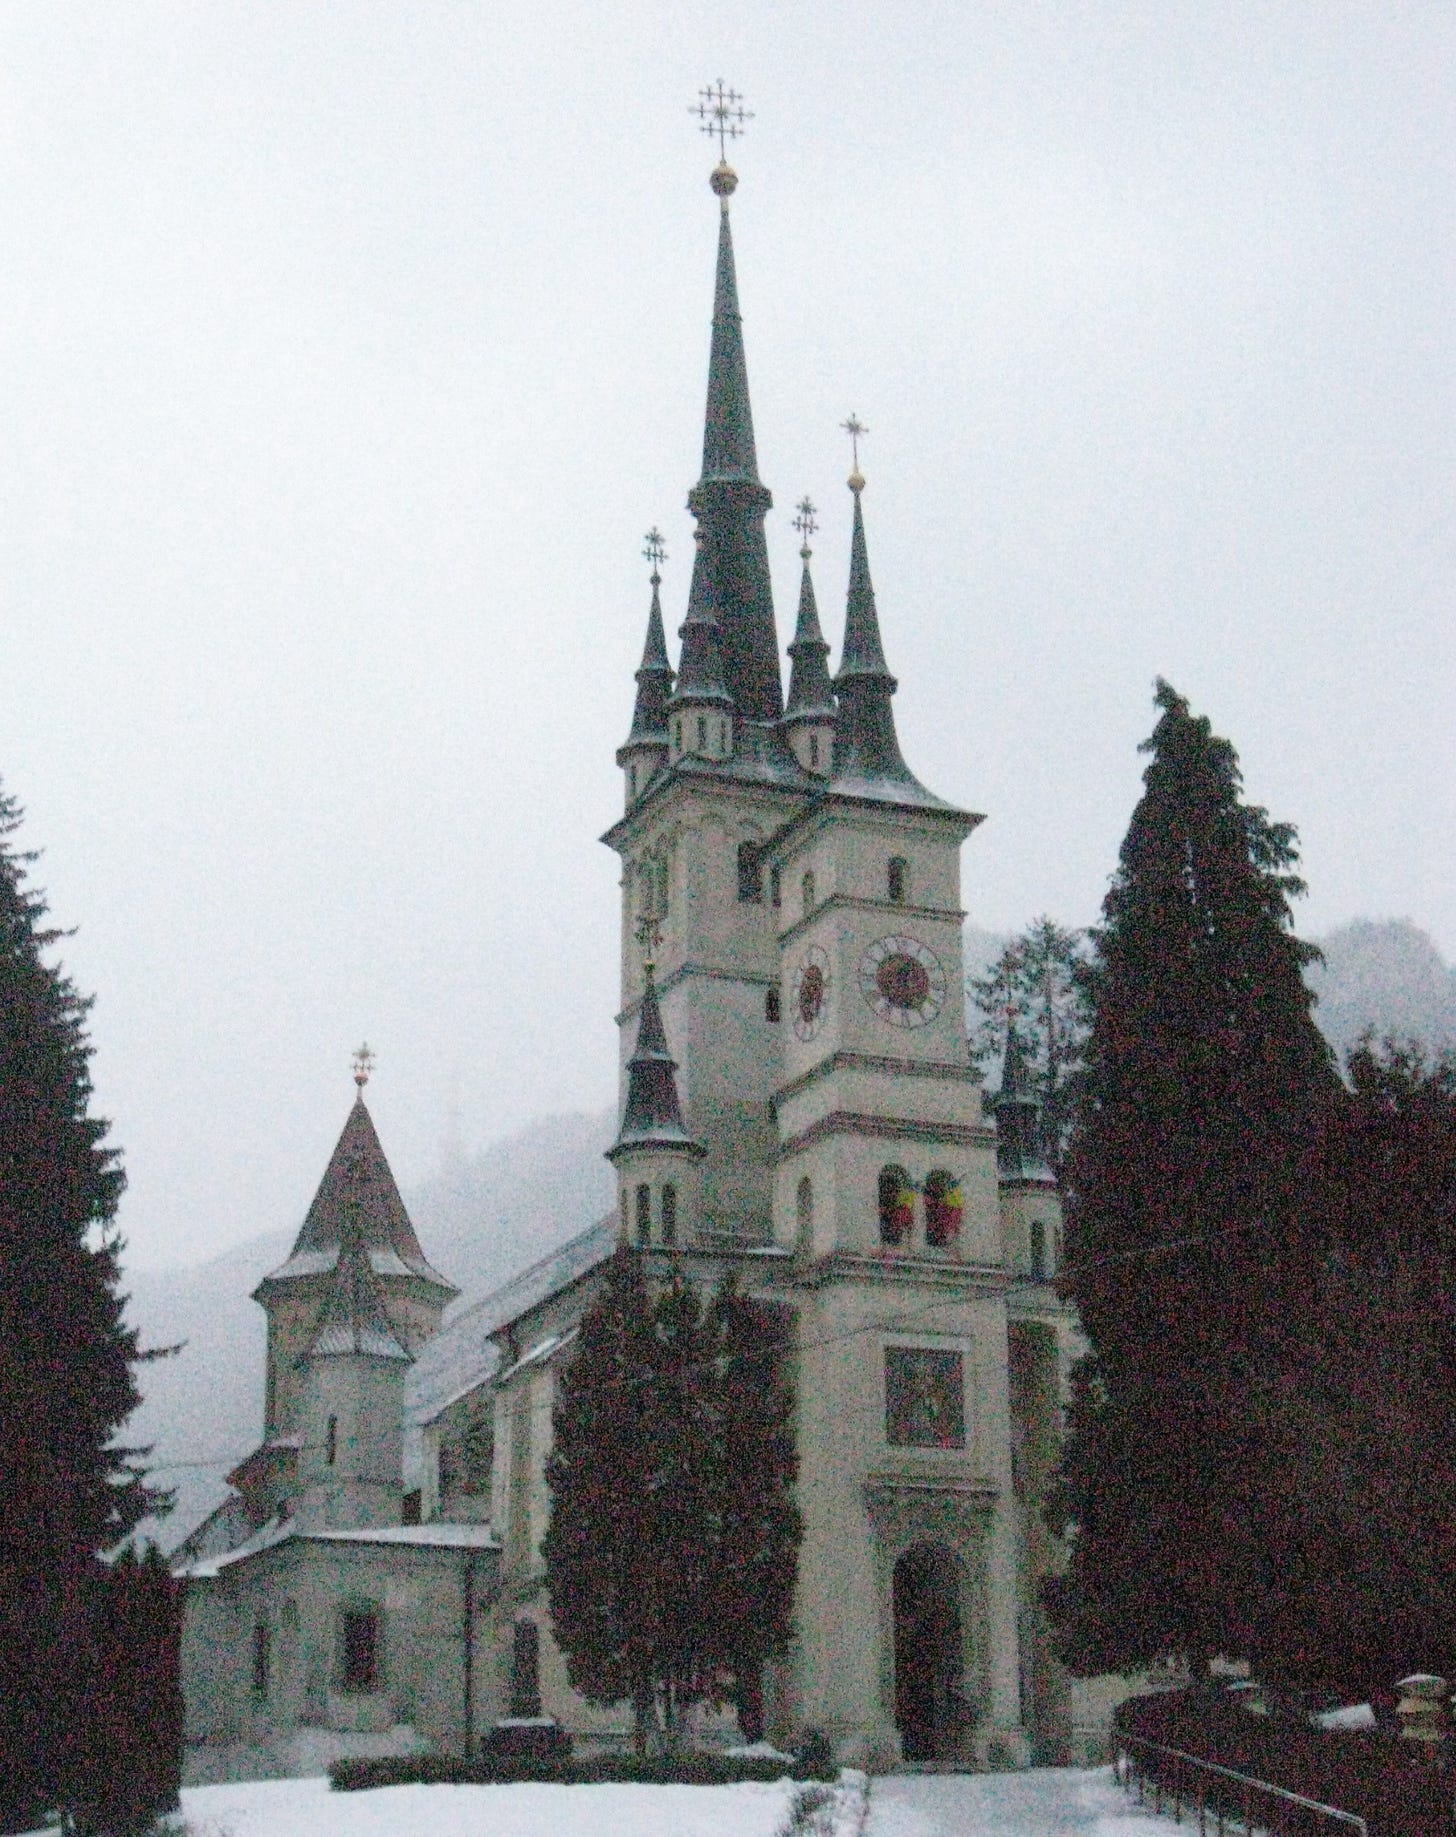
[0, 784, 166, 1830]
[1047, 682, 1337, 1676]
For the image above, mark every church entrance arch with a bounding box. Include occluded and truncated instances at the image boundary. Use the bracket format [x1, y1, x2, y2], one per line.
[892, 1542, 971, 1762]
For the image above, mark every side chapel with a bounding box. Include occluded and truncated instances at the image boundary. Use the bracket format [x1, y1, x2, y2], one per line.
[176, 121, 1127, 1778]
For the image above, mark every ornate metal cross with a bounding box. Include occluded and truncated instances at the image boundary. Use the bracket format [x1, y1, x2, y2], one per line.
[634, 913, 663, 958]
[352, 1042, 375, 1089]
[841, 413, 869, 472]
[642, 527, 667, 581]
[792, 497, 818, 557]
[693, 81, 753, 160]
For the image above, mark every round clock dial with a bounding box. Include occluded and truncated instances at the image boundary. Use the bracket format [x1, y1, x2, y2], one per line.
[859, 934, 946, 1029]
[791, 945, 831, 1041]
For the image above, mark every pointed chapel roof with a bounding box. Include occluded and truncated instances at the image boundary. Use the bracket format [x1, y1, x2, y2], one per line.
[607, 968, 704, 1159]
[685, 163, 783, 725]
[307, 1225, 411, 1361]
[621, 566, 674, 751]
[830, 476, 955, 812]
[784, 547, 835, 723]
[993, 1023, 1055, 1185]
[671, 538, 734, 709]
[257, 1094, 458, 1295]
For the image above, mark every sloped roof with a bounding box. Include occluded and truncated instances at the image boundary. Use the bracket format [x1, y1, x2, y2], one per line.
[308, 1229, 411, 1361]
[258, 1096, 457, 1296]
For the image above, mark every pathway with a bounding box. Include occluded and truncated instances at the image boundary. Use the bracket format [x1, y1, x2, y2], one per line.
[867, 1766, 1187, 1837]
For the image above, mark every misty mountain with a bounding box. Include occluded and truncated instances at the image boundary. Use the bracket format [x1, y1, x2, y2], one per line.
[127, 920, 1455, 1548]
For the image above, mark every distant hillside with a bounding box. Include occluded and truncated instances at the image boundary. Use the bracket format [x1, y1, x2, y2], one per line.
[128, 919, 1455, 1548]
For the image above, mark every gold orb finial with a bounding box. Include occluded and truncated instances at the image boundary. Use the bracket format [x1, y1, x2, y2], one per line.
[842, 413, 869, 492]
[352, 1042, 375, 1090]
[710, 159, 738, 198]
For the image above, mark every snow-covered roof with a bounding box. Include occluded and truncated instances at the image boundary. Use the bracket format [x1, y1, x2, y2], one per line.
[179, 1516, 499, 1579]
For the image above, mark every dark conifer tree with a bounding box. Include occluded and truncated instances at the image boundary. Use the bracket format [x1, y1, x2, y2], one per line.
[1047, 682, 1337, 1675]
[0, 785, 167, 1830]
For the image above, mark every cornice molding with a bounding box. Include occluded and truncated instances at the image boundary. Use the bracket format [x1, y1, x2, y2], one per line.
[774, 1049, 987, 1110]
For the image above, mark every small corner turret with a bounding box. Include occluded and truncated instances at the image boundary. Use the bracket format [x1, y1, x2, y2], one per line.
[618, 529, 674, 808]
[992, 1021, 1062, 1284]
[782, 497, 835, 776]
[606, 962, 705, 1249]
[667, 527, 736, 765]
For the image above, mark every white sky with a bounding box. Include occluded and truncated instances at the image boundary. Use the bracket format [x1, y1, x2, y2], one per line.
[1, 3, 1450, 1271]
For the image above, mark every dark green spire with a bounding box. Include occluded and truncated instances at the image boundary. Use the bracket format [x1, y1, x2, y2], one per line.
[831, 478, 921, 793]
[784, 531, 835, 723]
[608, 968, 703, 1157]
[671, 538, 733, 708]
[993, 1023, 1054, 1184]
[685, 165, 783, 724]
[623, 565, 674, 748]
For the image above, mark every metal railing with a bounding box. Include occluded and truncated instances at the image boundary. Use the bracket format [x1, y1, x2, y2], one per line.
[1117, 1733, 1369, 1837]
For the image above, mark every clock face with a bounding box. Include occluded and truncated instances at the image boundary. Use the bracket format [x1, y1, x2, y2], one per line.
[859, 934, 946, 1029]
[792, 945, 831, 1041]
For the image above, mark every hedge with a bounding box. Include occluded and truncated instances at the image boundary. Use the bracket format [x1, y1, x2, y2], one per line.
[330, 1752, 825, 1791]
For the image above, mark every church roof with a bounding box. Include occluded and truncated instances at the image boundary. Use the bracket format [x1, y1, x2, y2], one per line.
[257, 1095, 458, 1297]
[306, 1225, 412, 1361]
[608, 969, 704, 1158]
[784, 550, 835, 722]
[992, 1023, 1056, 1185]
[621, 566, 674, 750]
[684, 166, 783, 724]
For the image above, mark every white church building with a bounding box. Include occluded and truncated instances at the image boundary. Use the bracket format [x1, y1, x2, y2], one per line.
[175, 139, 1126, 1779]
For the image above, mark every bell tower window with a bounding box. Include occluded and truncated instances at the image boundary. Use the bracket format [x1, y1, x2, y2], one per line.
[924, 1171, 963, 1249]
[325, 1415, 338, 1466]
[635, 1184, 651, 1245]
[662, 1183, 678, 1246]
[738, 842, 763, 903]
[674, 718, 682, 751]
[796, 1175, 814, 1252]
[888, 856, 908, 903]
[1030, 1218, 1047, 1279]
[809, 733, 820, 769]
[802, 870, 816, 915]
[629, 763, 638, 798]
[878, 1165, 913, 1247]
[770, 865, 781, 907]
[697, 714, 708, 751]
[765, 987, 781, 1022]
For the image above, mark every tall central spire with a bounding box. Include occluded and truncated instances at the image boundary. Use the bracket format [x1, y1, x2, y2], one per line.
[684, 136, 783, 724]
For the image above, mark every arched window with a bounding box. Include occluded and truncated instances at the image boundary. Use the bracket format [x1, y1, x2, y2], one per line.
[878, 1165, 914, 1247]
[1030, 1219, 1046, 1280]
[802, 870, 816, 915]
[770, 865, 781, 908]
[796, 1175, 814, 1251]
[662, 1183, 678, 1246]
[765, 987, 781, 1022]
[809, 733, 820, 770]
[924, 1171, 963, 1249]
[738, 841, 763, 903]
[888, 856, 908, 903]
[325, 1415, 338, 1467]
[635, 1184, 651, 1246]
[511, 1618, 542, 1719]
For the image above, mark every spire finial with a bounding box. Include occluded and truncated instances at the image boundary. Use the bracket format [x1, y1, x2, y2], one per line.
[352, 1042, 375, 1091]
[634, 913, 663, 961]
[842, 414, 869, 493]
[694, 81, 752, 198]
[792, 496, 818, 561]
[643, 526, 667, 586]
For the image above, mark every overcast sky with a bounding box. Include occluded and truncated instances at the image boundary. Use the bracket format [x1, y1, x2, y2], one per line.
[2, 3, 1451, 1273]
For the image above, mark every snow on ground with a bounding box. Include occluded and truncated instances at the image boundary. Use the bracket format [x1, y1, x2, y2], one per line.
[867, 1768, 1187, 1837]
[173, 1772, 798, 1837]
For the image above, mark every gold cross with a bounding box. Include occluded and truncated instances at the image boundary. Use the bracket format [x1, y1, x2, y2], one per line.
[692, 81, 753, 161]
[352, 1042, 375, 1089]
[792, 497, 818, 559]
[643, 527, 667, 581]
[634, 914, 663, 958]
[841, 414, 869, 472]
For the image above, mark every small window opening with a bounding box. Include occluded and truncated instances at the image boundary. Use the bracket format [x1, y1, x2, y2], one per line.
[629, 763, 638, 797]
[674, 718, 682, 751]
[635, 1184, 651, 1246]
[510, 1618, 542, 1719]
[325, 1414, 337, 1466]
[924, 1170, 964, 1250]
[251, 1620, 270, 1699]
[718, 720, 727, 752]
[770, 865, 781, 907]
[765, 987, 781, 1023]
[657, 857, 669, 914]
[738, 841, 763, 903]
[878, 1165, 913, 1247]
[340, 1609, 380, 1693]
[401, 1489, 422, 1525]
[796, 1175, 814, 1252]
[802, 870, 816, 914]
[1030, 1219, 1047, 1280]
[697, 714, 708, 751]
[809, 733, 820, 770]
[662, 1183, 678, 1246]
[888, 856, 908, 903]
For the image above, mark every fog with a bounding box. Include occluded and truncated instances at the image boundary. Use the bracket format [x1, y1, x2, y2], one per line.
[1, 3, 1450, 1270]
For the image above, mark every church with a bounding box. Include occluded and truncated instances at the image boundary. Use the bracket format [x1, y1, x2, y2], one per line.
[176, 123, 1128, 1779]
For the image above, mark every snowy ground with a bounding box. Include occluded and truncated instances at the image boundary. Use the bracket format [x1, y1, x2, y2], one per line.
[867, 1768, 1186, 1836]
[166, 1772, 799, 1837]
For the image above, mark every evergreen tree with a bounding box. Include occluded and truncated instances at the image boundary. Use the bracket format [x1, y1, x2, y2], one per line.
[0, 785, 168, 1830]
[967, 916, 1091, 1165]
[703, 1278, 802, 1741]
[544, 1252, 801, 1751]
[1047, 682, 1337, 1676]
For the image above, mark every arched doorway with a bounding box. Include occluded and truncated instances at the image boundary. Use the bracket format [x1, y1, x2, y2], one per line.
[893, 1543, 970, 1762]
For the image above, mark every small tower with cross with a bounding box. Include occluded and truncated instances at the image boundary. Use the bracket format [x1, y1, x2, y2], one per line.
[782, 496, 837, 775]
[617, 529, 676, 807]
